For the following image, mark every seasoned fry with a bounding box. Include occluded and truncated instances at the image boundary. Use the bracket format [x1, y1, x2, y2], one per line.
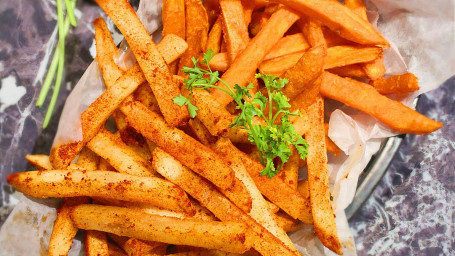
[109, 234, 168, 256]
[157, 34, 189, 64]
[7, 170, 193, 213]
[87, 129, 156, 177]
[299, 17, 327, 50]
[220, 0, 250, 62]
[204, 0, 221, 27]
[108, 242, 127, 256]
[178, 0, 209, 75]
[297, 179, 310, 200]
[206, 16, 224, 53]
[86, 230, 109, 256]
[328, 64, 369, 78]
[276, 0, 388, 46]
[273, 211, 302, 233]
[162, 0, 185, 74]
[188, 118, 217, 146]
[322, 26, 352, 47]
[306, 97, 342, 254]
[211, 138, 299, 254]
[278, 147, 299, 190]
[95, 0, 189, 127]
[25, 154, 53, 170]
[324, 123, 342, 156]
[344, 0, 368, 20]
[211, 7, 301, 106]
[122, 101, 252, 212]
[281, 45, 325, 100]
[152, 148, 301, 256]
[264, 33, 310, 61]
[249, 12, 269, 36]
[259, 51, 305, 76]
[71, 204, 253, 253]
[320, 72, 442, 134]
[325, 45, 382, 69]
[370, 72, 420, 95]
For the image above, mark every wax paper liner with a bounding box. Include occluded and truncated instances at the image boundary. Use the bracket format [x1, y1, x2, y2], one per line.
[1, 0, 454, 255]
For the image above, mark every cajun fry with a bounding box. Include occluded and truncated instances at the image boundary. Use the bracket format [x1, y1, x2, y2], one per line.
[7, 170, 193, 214]
[25, 154, 53, 170]
[85, 230, 109, 256]
[71, 204, 253, 253]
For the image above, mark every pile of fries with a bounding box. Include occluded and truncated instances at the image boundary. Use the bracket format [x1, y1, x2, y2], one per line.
[9, 0, 442, 255]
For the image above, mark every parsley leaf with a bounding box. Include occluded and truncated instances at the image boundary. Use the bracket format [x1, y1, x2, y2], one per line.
[174, 51, 310, 178]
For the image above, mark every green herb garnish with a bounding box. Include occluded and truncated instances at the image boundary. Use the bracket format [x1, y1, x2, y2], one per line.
[36, 0, 78, 128]
[174, 50, 309, 178]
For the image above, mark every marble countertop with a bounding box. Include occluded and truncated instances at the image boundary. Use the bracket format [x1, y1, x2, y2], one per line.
[0, 0, 453, 255]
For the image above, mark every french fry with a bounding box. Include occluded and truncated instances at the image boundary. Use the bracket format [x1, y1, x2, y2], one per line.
[324, 45, 382, 69]
[211, 138, 299, 254]
[298, 17, 327, 50]
[7, 170, 193, 214]
[273, 211, 302, 233]
[259, 51, 305, 76]
[297, 179, 310, 200]
[281, 45, 325, 100]
[328, 64, 369, 78]
[188, 118, 217, 146]
[122, 101, 252, 213]
[25, 154, 53, 170]
[48, 148, 98, 256]
[49, 64, 145, 169]
[220, 0, 250, 62]
[162, 0, 186, 39]
[211, 7, 301, 106]
[322, 26, 352, 47]
[87, 129, 156, 177]
[306, 97, 342, 254]
[324, 123, 342, 156]
[157, 34, 190, 64]
[278, 147, 299, 190]
[320, 72, 442, 134]
[234, 149, 313, 224]
[95, 0, 189, 127]
[242, 0, 255, 27]
[186, 89, 235, 136]
[370, 72, 420, 95]
[108, 242, 127, 256]
[206, 16, 224, 53]
[98, 158, 117, 172]
[133, 83, 160, 113]
[249, 12, 269, 37]
[152, 148, 301, 256]
[204, 0, 221, 27]
[178, 0, 209, 76]
[344, 0, 368, 20]
[86, 230, 109, 256]
[71, 204, 253, 253]
[109, 234, 168, 256]
[264, 33, 310, 61]
[275, 0, 389, 46]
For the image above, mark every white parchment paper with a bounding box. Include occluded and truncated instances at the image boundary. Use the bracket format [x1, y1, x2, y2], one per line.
[2, 0, 454, 255]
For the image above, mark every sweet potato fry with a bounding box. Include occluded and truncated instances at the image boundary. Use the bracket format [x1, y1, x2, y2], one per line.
[71, 205, 252, 253]
[87, 129, 156, 177]
[259, 51, 305, 76]
[85, 230, 109, 256]
[320, 72, 442, 134]
[211, 138, 299, 254]
[344, 0, 368, 20]
[281, 45, 325, 100]
[7, 170, 193, 214]
[220, 0, 250, 62]
[370, 72, 420, 95]
[298, 17, 327, 50]
[95, 0, 189, 127]
[25, 154, 53, 170]
[324, 123, 342, 156]
[324, 45, 382, 69]
[178, 0, 209, 75]
[152, 148, 301, 256]
[322, 26, 352, 47]
[204, 0, 221, 27]
[275, 0, 388, 46]
[206, 16, 224, 53]
[306, 97, 342, 254]
[162, 0, 186, 39]
[328, 64, 369, 78]
[242, 0, 255, 27]
[211, 7, 301, 106]
[264, 33, 310, 61]
[121, 101, 252, 212]
[249, 12, 269, 37]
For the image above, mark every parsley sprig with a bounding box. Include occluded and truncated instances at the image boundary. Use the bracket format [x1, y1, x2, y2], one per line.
[174, 50, 309, 178]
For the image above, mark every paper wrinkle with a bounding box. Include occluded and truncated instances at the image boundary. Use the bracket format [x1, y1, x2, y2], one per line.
[0, 193, 81, 256]
[7, 0, 454, 255]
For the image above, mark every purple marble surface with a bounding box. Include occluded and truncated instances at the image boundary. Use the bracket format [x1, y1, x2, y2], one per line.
[0, 0, 453, 255]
